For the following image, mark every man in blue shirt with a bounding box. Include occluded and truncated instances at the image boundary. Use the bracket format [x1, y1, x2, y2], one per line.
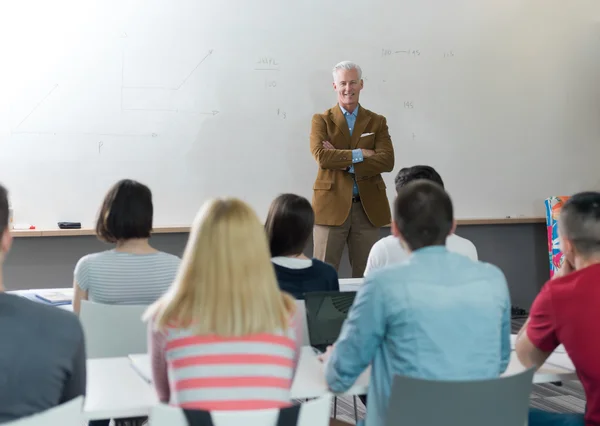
[321, 180, 511, 426]
[310, 61, 394, 278]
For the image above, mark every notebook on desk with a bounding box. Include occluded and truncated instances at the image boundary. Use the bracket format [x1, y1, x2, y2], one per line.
[128, 354, 152, 383]
[304, 291, 357, 354]
[35, 289, 73, 306]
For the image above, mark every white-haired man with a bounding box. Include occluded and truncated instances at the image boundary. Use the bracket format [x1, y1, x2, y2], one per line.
[309, 61, 395, 277]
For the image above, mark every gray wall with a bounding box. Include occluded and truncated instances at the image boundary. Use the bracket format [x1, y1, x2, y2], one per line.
[4, 223, 550, 310]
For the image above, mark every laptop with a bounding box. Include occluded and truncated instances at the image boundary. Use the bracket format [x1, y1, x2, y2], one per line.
[303, 291, 357, 354]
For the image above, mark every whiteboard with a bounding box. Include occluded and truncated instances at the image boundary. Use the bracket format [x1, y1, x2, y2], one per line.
[1, 0, 599, 228]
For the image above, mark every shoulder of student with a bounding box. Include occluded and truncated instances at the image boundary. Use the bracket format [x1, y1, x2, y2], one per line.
[75, 250, 114, 268]
[449, 234, 478, 260]
[311, 258, 338, 278]
[13, 295, 83, 337]
[155, 251, 182, 265]
[471, 258, 507, 284]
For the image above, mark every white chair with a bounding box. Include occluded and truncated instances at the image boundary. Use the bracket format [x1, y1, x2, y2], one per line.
[149, 393, 333, 426]
[2, 396, 84, 426]
[294, 299, 311, 346]
[80, 300, 148, 358]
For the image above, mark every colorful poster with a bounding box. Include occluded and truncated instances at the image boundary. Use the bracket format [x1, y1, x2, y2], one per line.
[544, 196, 570, 277]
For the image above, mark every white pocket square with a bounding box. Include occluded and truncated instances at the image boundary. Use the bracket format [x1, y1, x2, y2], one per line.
[360, 132, 375, 137]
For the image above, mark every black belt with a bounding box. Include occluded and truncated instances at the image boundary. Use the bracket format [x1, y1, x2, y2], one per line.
[352, 195, 361, 203]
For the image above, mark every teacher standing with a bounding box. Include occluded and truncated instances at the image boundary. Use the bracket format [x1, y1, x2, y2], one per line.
[310, 61, 394, 278]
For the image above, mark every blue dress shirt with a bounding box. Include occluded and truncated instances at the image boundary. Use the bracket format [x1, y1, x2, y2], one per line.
[339, 104, 364, 196]
[325, 246, 511, 426]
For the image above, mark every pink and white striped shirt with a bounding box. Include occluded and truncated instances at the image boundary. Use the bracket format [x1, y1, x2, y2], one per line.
[149, 319, 301, 411]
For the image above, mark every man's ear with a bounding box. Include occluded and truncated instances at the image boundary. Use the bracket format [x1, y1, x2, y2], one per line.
[392, 221, 411, 252]
[391, 220, 400, 237]
[450, 219, 457, 235]
[560, 236, 575, 266]
[0, 229, 12, 258]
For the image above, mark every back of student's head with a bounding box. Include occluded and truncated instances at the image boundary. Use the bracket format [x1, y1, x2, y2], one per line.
[393, 180, 454, 251]
[0, 184, 8, 237]
[265, 193, 314, 257]
[96, 179, 153, 243]
[559, 192, 600, 260]
[0, 184, 11, 259]
[150, 198, 294, 336]
[394, 165, 444, 194]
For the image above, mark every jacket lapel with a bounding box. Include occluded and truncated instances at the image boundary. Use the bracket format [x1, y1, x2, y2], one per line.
[331, 105, 351, 143]
[351, 107, 371, 149]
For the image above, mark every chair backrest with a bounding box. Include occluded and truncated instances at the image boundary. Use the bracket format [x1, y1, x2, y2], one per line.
[303, 291, 357, 348]
[385, 368, 535, 426]
[3, 396, 84, 426]
[294, 300, 311, 346]
[80, 300, 148, 358]
[149, 393, 332, 426]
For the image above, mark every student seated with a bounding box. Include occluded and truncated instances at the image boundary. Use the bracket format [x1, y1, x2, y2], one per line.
[516, 192, 600, 426]
[72, 179, 180, 314]
[265, 193, 339, 299]
[321, 180, 511, 426]
[364, 165, 477, 276]
[145, 198, 301, 410]
[0, 184, 86, 422]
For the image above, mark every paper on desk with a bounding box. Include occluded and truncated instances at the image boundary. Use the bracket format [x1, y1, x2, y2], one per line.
[128, 354, 152, 383]
[35, 289, 74, 304]
[510, 334, 566, 353]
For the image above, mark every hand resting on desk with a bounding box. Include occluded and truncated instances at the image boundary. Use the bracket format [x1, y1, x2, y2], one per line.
[317, 345, 335, 363]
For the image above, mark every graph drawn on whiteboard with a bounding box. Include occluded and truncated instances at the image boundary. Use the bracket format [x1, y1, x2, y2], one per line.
[14, 84, 59, 130]
[121, 49, 219, 114]
[11, 83, 156, 139]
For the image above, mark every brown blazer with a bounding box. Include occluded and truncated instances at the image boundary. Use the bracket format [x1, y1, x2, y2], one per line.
[310, 105, 395, 227]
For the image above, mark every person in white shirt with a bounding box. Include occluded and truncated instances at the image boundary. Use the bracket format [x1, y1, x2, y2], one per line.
[365, 165, 477, 276]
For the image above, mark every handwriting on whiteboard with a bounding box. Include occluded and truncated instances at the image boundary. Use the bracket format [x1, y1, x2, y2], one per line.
[255, 57, 279, 71]
[404, 101, 414, 109]
[382, 49, 455, 58]
[277, 109, 287, 119]
[382, 49, 421, 57]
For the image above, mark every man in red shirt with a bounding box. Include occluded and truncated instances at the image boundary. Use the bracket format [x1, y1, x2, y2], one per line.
[516, 191, 600, 426]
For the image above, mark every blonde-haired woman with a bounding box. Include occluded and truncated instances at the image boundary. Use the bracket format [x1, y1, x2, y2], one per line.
[145, 198, 301, 410]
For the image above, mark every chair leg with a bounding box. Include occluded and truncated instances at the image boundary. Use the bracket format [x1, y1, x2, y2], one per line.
[333, 396, 338, 418]
[353, 395, 358, 422]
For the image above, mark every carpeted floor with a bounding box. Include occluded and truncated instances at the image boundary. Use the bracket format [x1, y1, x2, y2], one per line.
[328, 318, 585, 424]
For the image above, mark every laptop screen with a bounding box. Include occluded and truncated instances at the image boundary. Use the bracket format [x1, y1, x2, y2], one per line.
[304, 291, 357, 348]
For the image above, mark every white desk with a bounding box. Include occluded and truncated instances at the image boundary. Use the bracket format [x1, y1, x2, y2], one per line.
[7, 288, 73, 311]
[85, 357, 158, 420]
[290, 347, 578, 399]
[338, 278, 363, 292]
[290, 347, 370, 399]
[86, 346, 577, 420]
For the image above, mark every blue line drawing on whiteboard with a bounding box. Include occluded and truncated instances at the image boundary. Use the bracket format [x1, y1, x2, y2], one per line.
[121, 49, 218, 114]
[14, 84, 59, 130]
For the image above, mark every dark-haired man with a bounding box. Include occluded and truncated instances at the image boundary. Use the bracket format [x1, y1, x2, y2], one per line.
[321, 180, 511, 426]
[0, 183, 86, 422]
[516, 192, 600, 426]
[365, 165, 477, 275]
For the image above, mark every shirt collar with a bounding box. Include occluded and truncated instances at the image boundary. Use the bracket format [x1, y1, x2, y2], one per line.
[411, 245, 448, 256]
[339, 104, 359, 117]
